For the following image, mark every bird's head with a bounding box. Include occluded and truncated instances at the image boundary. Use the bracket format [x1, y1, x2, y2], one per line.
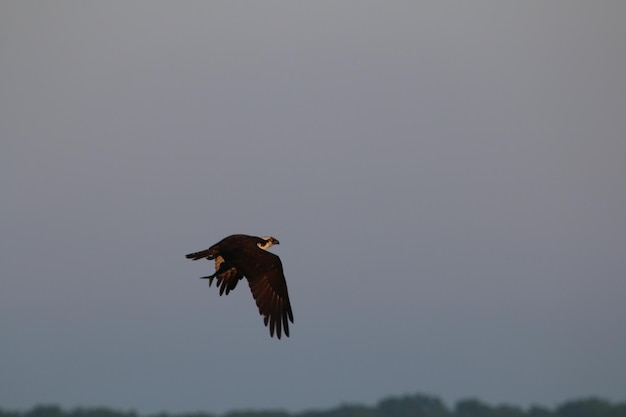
[258, 236, 280, 250]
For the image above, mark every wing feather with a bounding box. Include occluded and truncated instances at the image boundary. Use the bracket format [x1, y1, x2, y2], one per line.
[213, 256, 242, 295]
[244, 250, 293, 339]
[198, 256, 242, 295]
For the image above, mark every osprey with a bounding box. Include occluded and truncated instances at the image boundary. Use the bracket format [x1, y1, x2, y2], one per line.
[185, 234, 294, 339]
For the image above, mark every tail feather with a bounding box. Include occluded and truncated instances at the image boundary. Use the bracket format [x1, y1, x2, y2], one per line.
[185, 248, 216, 260]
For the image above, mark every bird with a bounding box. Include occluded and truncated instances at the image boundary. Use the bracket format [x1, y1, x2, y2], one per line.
[185, 234, 294, 339]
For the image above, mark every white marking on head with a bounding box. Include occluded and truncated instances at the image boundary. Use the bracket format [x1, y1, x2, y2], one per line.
[257, 236, 279, 250]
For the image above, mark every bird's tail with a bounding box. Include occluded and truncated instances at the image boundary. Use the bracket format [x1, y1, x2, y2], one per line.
[185, 248, 217, 260]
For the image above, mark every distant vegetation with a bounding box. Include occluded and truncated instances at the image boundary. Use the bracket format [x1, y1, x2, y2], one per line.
[2, 393, 626, 417]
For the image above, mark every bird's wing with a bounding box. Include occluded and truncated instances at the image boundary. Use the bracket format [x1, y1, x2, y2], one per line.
[209, 256, 242, 295]
[245, 250, 294, 339]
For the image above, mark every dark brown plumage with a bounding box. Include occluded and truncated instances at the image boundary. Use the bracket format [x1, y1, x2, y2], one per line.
[185, 234, 293, 339]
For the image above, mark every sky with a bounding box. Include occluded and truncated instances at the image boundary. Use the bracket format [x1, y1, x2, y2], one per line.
[1, 1, 626, 414]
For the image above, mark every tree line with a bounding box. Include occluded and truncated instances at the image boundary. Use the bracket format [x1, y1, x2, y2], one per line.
[2, 393, 625, 417]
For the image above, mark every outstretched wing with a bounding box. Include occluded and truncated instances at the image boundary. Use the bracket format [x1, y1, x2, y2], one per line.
[245, 250, 294, 339]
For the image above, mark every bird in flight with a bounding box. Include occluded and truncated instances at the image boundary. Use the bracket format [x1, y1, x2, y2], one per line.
[185, 234, 294, 339]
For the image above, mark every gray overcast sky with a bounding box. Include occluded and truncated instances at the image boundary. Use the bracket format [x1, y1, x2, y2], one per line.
[2, 1, 625, 414]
